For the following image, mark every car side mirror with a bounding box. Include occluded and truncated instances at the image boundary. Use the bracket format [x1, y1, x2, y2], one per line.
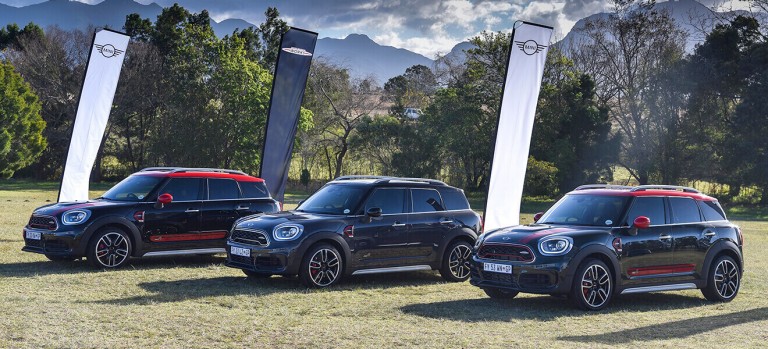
[154, 193, 173, 209]
[533, 212, 544, 223]
[628, 216, 650, 236]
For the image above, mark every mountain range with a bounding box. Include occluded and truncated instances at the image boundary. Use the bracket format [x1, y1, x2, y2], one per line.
[0, 0, 746, 83]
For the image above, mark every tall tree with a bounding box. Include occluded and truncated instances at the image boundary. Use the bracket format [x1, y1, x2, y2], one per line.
[570, 0, 687, 184]
[0, 62, 46, 178]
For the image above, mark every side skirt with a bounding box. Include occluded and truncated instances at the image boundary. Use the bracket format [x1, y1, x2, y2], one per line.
[351, 265, 433, 275]
[620, 283, 698, 295]
[142, 248, 226, 257]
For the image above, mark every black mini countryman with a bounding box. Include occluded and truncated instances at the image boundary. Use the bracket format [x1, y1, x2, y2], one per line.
[22, 168, 279, 268]
[226, 176, 482, 287]
[470, 185, 744, 310]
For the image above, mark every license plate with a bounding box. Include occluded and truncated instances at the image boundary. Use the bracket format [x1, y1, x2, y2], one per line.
[483, 262, 512, 274]
[231, 246, 251, 257]
[25, 231, 41, 240]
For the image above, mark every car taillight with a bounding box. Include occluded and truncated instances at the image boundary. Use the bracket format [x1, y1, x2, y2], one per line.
[343, 225, 354, 238]
[133, 211, 145, 223]
[612, 237, 622, 254]
[737, 227, 744, 247]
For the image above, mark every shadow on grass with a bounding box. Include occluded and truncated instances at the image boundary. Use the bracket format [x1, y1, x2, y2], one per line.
[0, 255, 227, 277]
[401, 292, 710, 321]
[559, 306, 768, 344]
[97, 271, 448, 305]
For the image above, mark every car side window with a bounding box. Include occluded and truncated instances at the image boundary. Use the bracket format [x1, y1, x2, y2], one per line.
[438, 188, 470, 210]
[626, 197, 665, 226]
[411, 188, 444, 213]
[208, 178, 240, 200]
[239, 181, 270, 198]
[159, 178, 203, 201]
[699, 200, 727, 221]
[364, 188, 406, 214]
[669, 197, 702, 223]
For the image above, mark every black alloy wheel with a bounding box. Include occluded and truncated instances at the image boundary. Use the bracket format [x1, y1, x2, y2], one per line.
[702, 255, 741, 302]
[87, 228, 131, 268]
[440, 240, 473, 282]
[571, 258, 613, 311]
[299, 243, 343, 288]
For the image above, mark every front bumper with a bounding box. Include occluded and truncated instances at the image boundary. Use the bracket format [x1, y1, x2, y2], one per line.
[224, 241, 302, 275]
[469, 256, 573, 294]
[21, 227, 83, 257]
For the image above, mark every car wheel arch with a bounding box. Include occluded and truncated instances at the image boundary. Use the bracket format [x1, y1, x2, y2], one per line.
[81, 216, 143, 257]
[436, 228, 477, 263]
[700, 240, 743, 286]
[296, 232, 352, 275]
[566, 244, 621, 292]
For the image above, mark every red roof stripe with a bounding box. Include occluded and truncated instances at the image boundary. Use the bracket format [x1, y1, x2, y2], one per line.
[571, 189, 716, 201]
[136, 172, 264, 182]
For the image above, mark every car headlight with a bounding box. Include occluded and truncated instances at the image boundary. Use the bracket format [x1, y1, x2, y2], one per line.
[273, 223, 304, 241]
[538, 236, 573, 256]
[61, 209, 91, 225]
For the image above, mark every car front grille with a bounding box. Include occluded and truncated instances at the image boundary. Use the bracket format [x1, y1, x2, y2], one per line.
[28, 215, 57, 230]
[230, 229, 269, 246]
[478, 243, 534, 262]
[480, 270, 518, 287]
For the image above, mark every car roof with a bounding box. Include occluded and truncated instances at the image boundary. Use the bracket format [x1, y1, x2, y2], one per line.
[569, 184, 716, 201]
[329, 175, 455, 189]
[134, 167, 264, 183]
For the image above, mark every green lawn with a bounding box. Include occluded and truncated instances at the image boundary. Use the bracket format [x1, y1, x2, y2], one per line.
[1, 181, 767, 348]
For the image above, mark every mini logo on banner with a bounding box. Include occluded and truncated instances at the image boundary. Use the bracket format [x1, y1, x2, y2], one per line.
[94, 43, 125, 58]
[281, 47, 313, 56]
[515, 40, 547, 55]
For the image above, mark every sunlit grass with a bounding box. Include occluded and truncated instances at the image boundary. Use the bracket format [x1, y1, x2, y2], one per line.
[1, 181, 767, 348]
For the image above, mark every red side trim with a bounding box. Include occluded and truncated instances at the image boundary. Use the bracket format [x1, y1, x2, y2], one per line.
[627, 264, 695, 277]
[149, 231, 227, 242]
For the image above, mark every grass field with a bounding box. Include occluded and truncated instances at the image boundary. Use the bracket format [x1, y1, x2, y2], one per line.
[1, 181, 767, 348]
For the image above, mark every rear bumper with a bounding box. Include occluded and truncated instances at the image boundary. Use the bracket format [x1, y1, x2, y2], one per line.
[224, 241, 302, 275]
[469, 256, 573, 294]
[21, 227, 84, 257]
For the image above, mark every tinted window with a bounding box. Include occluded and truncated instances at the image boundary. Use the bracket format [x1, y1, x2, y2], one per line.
[159, 178, 203, 201]
[670, 197, 701, 223]
[411, 189, 444, 213]
[438, 188, 470, 210]
[700, 200, 727, 221]
[208, 179, 240, 200]
[365, 189, 406, 214]
[297, 184, 366, 215]
[539, 194, 629, 226]
[240, 181, 270, 198]
[626, 197, 665, 226]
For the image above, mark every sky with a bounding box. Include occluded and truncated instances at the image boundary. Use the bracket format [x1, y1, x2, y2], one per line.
[0, 0, 753, 57]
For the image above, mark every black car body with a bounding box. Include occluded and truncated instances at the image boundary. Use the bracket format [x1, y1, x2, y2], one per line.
[22, 167, 280, 268]
[470, 185, 744, 310]
[225, 176, 482, 287]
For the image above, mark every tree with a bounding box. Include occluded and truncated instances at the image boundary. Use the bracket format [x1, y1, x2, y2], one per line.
[0, 62, 46, 178]
[570, 0, 687, 184]
[257, 7, 288, 72]
[0, 22, 44, 51]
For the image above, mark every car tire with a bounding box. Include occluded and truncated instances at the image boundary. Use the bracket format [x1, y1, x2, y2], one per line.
[87, 227, 131, 269]
[440, 240, 473, 282]
[570, 258, 613, 311]
[45, 254, 75, 262]
[299, 243, 343, 288]
[702, 255, 741, 302]
[483, 288, 519, 299]
[243, 269, 272, 278]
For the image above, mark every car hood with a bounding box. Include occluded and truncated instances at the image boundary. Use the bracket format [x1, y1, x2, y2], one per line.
[482, 224, 611, 245]
[32, 199, 134, 216]
[235, 210, 347, 231]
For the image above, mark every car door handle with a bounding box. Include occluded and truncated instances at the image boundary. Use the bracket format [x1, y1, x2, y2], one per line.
[703, 231, 716, 237]
[185, 209, 200, 213]
[439, 219, 454, 225]
[392, 222, 406, 227]
[236, 205, 250, 211]
[659, 234, 672, 240]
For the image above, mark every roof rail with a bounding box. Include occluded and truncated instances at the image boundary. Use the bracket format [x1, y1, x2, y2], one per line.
[574, 184, 633, 191]
[332, 175, 447, 186]
[140, 167, 248, 176]
[630, 185, 700, 193]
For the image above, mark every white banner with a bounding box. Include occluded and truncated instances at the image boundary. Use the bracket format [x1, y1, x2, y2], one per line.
[484, 22, 553, 232]
[59, 30, 129, 202]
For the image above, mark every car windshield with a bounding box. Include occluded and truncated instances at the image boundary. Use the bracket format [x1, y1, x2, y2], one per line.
[100, 175, 163, 202]
[296, 184, 366, 215]
[538, 194, 630, 227]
